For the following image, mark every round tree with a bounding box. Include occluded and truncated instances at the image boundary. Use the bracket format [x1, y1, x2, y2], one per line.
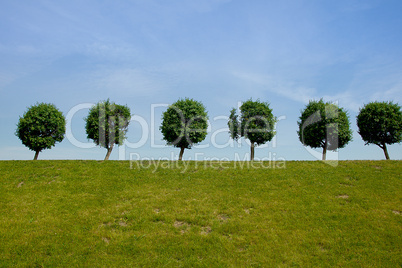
[297, 99, 352, 160]
[160, 98, 208, 160]
[228, 99, 276, 161]
[85, 99, 131, 160]
[356, 101, 402, 160]
[16, 103, 66, 160]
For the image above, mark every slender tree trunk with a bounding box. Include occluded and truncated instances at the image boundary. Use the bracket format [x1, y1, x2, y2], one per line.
[382, 143, 390, 160]
[250, 142, 255, 161]
[179, 146, 185, 161]
[33, 150, 40, 160]
[104, 143, 114, 161]
[322, 146, 327, 160]
[322, 139, 327, 160]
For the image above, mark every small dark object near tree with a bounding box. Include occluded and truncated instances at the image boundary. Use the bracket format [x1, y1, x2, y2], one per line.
[297, 99, 352, 160]
[16, 103, 66, 160]
[160, 98, 208, 160]
[85, 99, 131, 160]
[228, 99, 276, 161]
[356, 101, 402, 160]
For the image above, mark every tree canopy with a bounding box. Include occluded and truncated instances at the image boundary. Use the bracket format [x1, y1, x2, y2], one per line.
[297, 99, 352, 160]
[356, 101, 402, 160]
[16, 103, 66, 160]
[228, 99, 276, 160]
[85, 99, 131, 160]
[160, 98, 209, 160]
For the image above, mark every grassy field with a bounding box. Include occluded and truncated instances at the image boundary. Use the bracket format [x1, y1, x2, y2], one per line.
[0, 160, 401, 267]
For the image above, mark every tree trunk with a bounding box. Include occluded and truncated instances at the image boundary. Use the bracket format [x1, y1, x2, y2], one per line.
[382, 143, 390, 160]
[322, 139, 327, 161]
[179, 146, 185, 161]
[250, 142, 255, 161]
[33, 150, 40, 160]
[104, 143, 114, 161]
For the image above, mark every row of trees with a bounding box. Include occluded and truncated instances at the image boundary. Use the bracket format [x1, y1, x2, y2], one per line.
[16, 98, 402, 161]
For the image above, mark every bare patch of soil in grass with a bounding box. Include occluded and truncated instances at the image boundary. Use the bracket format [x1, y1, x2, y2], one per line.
[201, 226, 212, 235]
[218, 214, 229, 222]
[118, 221, 128, 227]
[392, 210, 401, 215]
[174, 221, 185, 228]
[244, 208, 254, 214]
[101, 222, 112, 228]
[339, 182, 353, 187]
[174, 221, 190, 234]
[318, 242, 328, 252]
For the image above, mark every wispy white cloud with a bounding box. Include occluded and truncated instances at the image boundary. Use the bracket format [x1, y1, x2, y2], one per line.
[339, 0, 380, 12]
[370, 83, 402, 104]
[340, 58, 402, 109]
[148, 0, 232, 15]
[232, 71, 317, 104]
[179, 0, 233, 13]
[93, 68, 167, 98]
[84, 42, 139, 60]
[231, 69, 402, 113]
[0, 73, 18, 89]
[322, 91, 361, 112]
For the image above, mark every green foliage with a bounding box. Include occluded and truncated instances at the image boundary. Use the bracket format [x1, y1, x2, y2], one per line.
[85, 99, 131, 148]
[85, 99, 131, 160]
[0, 160, 401, 266]
[228, 99, 276, 160]
[228, 100, 276, 145]
[238, 99, 276, 146]
[16, 103, 66, 159]
[160, 98, 209, 150]
[228, 108, 239, 140]
[297, 99, 352, 158]
[356, 101, 402, 148]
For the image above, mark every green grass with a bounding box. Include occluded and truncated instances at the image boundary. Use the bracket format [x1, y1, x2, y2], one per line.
[0, 160, 401, 267]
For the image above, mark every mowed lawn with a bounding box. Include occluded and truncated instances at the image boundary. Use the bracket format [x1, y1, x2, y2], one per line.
[0, 160, 401, 267]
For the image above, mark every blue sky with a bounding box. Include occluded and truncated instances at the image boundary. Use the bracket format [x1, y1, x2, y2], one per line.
[1, 0, 401, 161]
